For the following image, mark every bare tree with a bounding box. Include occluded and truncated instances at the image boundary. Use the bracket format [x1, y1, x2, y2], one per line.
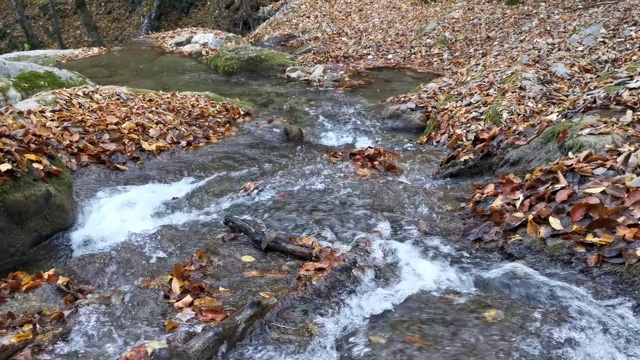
[73, 0, 105, 47]
[49, 0, 66, 49]
[10, 0, 40, 49]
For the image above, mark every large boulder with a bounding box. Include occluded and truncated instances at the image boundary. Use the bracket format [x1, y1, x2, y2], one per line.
[207, 45, 296, 76]
[0, 58, 90, 100]
[0, 49, 80, 66]
[0, 170, 76, 273]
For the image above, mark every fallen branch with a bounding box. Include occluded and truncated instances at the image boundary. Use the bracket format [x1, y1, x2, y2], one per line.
[223, 216, 317, 260]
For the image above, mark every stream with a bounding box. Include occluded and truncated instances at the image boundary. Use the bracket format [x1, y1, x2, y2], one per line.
[16, 41, 640, 359]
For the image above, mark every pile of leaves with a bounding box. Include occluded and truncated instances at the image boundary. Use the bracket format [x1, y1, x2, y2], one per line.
[327, 147, 404, 178]
[56, 47, 109, 63]
[141, 249, 231, 331]
[0, 85, 251, 185]
[251, 0, 639, 165]
[0, 269, 91, 354]
[467, 145, 640, 266]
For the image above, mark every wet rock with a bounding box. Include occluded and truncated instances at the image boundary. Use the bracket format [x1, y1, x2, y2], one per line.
[169, 34, 193, 47]
[207, 45, 296, 76]
[0, 170, 76, 273]
[379, 101, 427, 132]
[181, 43, 203, 58]
[0, 77, 22, 107]
[285, 66, 309, 81]
[419, 21, 438, 35]
[284, 65, 343, 88]
[283, 124, 304, 143]
[293, 44, 325, 56]
[0, 49, 80, 66]
[191, 33, 225, 49]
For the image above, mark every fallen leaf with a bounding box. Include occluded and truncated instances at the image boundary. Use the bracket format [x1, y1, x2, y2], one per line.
[241, 255, 256, 262]
[145, 340, 167, 355]
[165, 319, 179, 333]
[193, 297, 223, 309]
[624, 189, 640, 207]
[583, 187, 606, 194]
[174, 295, 194, 310]
[483, 308, 505, 323]
[404, 336, 432, 347]
[0, 163, 11, 172]
[570, 203, 588, 223]
[549, 216, 564, 231]
[197, 308, 228, 323]
[121, 344, 148, 360]
[369, 336, 387, 344]
[555, 188, 573, 204]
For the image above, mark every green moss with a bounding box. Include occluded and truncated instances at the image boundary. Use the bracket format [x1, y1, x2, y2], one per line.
[12, 71, 87, 98]
[438, 94, 456, 109]
[604, 85, 622, 94]
[505, 0, 520, 5]
[433, 38, 449, 48]
[624, 61, 640, 74]
[0, 164, 72, 203]
[597, 72, 614, 82]
[423, 114, 439, 136]
[502, 72, 521, 84]
[409, 85, 423, 93]
[565, 139, 586, 154]
[539, 121, 580, 145]
[192, 91, 254, 108]
[484, 103, 502, 125]
[546, 242, 565, 258]
[208, 45, 296, 76]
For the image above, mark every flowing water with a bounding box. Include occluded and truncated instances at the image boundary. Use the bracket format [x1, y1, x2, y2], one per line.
[16, 41, 640, 359]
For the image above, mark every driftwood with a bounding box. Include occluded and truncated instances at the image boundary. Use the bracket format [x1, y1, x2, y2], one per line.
[223, 216, 318, 261]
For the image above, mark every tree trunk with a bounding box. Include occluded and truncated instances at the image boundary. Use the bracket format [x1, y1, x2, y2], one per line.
[140, 0, 166, 35]
[9, 0, 40, 49]
[48, 0, 66, 49]
[73, 0, 105, 47]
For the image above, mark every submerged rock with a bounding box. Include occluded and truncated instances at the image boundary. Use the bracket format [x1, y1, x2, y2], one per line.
[0, 170, 76, 273]
[380, 102, 428, 132]
[207, 45, 296, 76]
[284, 64, 344, 88]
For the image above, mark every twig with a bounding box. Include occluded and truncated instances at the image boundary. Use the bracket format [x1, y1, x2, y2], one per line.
[562, 1, 619, 13]
[269, 322, 296, 329]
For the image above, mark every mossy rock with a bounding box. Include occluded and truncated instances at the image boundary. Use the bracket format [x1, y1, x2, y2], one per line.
[207, 45, 296, 76]
[12, 70, 87, 98]
[0, 165, 76, 273]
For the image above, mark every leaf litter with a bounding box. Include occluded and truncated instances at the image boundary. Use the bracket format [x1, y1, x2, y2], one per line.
[0, 85, 251, 185]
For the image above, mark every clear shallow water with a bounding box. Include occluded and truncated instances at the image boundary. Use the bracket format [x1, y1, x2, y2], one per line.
[21, 42, 640, 359]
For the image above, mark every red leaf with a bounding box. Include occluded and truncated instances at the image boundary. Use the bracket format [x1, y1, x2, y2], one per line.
[556, 129, 569, 144]
[121, 344, 149, 360]
[555, 188, 573, 204]
[585, 218, 621, 231]
[197, 308, 228, 323]
[624, 190, 640, 207]
[570, 203, 588, 223]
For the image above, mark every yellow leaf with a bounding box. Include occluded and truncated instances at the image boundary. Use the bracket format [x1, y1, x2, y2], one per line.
[549, 216, 564, 231]
[241, 255, 256, 262]
[11, 332, 33, 344]
[171, 277, 182, 295]
[356, 167, 372, 178]
[0, 163, 12, 172]
[490, 195, 504, 210]
[145, 340, 168, 355]
[114, 164, 128, 171]
[369, 336, 387, 344]
[57, 276, 70, 286]
[583, 187, 606, 194]
[24, 154, 41, 161]
[173, 294, 193, 310]
[584, 233, 614, 245]
[483, 309, 505, 323]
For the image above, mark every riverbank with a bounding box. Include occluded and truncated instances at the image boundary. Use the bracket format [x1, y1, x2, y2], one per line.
[249, 0, 640, 276]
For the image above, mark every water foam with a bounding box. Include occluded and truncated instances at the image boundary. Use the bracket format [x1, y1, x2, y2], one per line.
[70, 174, 274, 256]
[482, 263, 640, 359]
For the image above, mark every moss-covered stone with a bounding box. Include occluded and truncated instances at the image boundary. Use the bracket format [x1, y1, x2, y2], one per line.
[484, 103, 502, 125]
[12, 70, 87, 98]
[0, 163, 76, 272]
[423, 114, 439, 136]
[208, 45, 296, 76]
[539, 121, 580, 145]
[604, 85, 623, 94]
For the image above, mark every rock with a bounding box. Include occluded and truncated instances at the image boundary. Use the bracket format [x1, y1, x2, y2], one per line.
[207, 45, 296, 76]
[293, 44, 325, 56]
[14, 93, 57, 111]
[380, 102, 427, 132]
[0, 170, 76, 273]
[419, 21, 438, 35]
[181, 44, 203, 58]
[321, 73, 342, 88]
[285, 67, 308, 81]
[0, 77, 22, 107]
[0, 49, 80, 66]
[169, 34, 194, 47]
[0, 59, 90, 99]
[191, 33, 225, 49]
[283, 124, 304, 143]
[310, 64, 326, 79]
